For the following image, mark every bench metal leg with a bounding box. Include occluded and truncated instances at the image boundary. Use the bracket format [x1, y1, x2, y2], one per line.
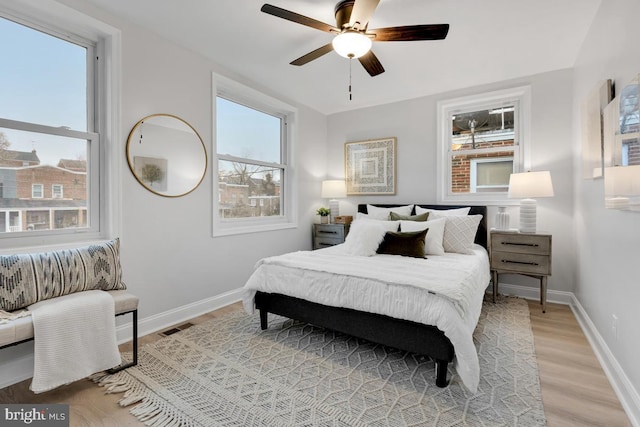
[108, 309, 138, 374]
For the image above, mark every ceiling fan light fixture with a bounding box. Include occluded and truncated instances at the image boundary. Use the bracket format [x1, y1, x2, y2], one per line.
[332, 31, 372, 58]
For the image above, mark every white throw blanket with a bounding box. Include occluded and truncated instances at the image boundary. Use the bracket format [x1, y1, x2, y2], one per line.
[256, 250, 478, 318]
[29, 290, 121, 393]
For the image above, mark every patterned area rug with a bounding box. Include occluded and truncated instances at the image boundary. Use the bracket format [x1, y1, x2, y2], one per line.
[93, 296, 545, 426]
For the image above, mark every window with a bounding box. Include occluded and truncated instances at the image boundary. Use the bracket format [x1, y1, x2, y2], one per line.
[52, 184, 63, 199]
[32, 184, 44, 199]
[437, 86, 531, 203]
[213, 74, 297, 236]
[0, 3, 120, 247]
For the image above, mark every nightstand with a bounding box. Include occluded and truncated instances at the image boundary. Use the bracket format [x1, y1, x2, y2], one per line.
[313, 223, 349, 250]
[490, 230, 552, 312]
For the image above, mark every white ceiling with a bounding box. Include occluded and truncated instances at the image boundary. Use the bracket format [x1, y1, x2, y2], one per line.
[83, 0, 601, 115]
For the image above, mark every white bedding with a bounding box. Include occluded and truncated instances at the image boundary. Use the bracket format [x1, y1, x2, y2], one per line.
[242, 244, 490, 393]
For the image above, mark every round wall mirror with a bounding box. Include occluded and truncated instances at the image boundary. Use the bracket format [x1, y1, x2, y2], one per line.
[126, 114, 207, 197]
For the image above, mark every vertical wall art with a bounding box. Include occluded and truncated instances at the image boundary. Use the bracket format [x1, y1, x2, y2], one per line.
[581, 79, 613, 179]
[345, 137, 396, 195]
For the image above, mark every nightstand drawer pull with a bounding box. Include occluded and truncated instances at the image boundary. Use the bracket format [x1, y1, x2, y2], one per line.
[502, 242, 539, 247]
[318, 242, 334, 247]
[318, 230, 339, 235]
[501, 259, 539, 266]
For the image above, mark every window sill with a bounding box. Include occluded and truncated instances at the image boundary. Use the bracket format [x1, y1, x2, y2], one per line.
[212, 220, 297, 237]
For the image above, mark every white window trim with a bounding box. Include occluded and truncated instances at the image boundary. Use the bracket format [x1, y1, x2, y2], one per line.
[436, 85, 531, 205]
[32, 184, 44, 199]
[0, 0, 121, 251]
[212, 73, 298, 237]
[52, 184, 63, 199]
[470, 157, 514, 192]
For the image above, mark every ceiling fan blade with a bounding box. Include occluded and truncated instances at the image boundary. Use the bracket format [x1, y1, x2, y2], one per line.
[369, 24, 449, 41]
[290, 43, 334, 66]
[349, 0, 380, 30]
[358, 50, 385, 76]
[261, 4, 339, 33]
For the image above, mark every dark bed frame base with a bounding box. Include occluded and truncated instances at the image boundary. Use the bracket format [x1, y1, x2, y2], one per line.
[255, 204, 487, 388]
[255, 292, 453, 387]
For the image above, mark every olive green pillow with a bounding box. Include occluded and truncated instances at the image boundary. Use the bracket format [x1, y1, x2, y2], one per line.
[376, 229, 428, 258]
[389, 211, 430, 221]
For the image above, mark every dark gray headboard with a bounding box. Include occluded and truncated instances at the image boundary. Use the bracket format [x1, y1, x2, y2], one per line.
[357, 204, 488, 250]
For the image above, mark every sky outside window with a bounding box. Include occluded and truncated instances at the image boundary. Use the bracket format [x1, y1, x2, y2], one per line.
[0, 16, 87, 165]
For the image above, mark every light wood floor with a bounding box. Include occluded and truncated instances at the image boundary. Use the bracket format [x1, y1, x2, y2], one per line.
[0, 300, 631, 426]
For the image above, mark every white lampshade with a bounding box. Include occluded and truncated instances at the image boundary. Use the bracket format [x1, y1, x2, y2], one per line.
[332, 31, 372, 58]
[508, 171, 554, 233]
[321, 180, 347, 223]
[508, 171, 555, 199]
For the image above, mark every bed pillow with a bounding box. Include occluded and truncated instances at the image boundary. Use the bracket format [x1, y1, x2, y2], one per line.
[415, 206, 471, 217]
[0, 238, 126, 312]
[376, 229, 428, 258]
[399, 217, 446, 255]
[342, 219, 399, 256]
[366, 204, 413, 220]
[442, 215, 483, 254]
[389, 211, 429, 222]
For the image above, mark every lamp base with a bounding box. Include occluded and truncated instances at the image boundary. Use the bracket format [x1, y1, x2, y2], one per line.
[519, 198, 537, 233]
[329, 199, 340, 224]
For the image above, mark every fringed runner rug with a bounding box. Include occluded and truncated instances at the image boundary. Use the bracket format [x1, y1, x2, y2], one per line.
[93, 296, 546, 426]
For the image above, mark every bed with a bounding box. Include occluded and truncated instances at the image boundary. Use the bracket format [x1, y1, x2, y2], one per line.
[243, 204, 489, 391]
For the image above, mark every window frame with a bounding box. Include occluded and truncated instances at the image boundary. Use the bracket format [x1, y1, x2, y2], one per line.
[470, 157, 514, 193]
[0, 1, 121, 250]
[52, 184, 63, 199]
[31, 183, 44, 199]
[212, 73, 297, 236]
[436, 86, 531, 204]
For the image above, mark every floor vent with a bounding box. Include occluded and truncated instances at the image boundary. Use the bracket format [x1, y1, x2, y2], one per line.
[161, 322, 195, 336]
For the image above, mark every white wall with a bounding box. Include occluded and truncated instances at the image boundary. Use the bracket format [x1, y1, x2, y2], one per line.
[0, 0, 328, 387]
[327, 69, 575, 294]
[572, 0, 640, 418]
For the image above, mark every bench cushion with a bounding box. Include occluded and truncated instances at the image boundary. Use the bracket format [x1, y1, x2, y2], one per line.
[0, 290, 138, 348]
[0, 239, 126, 311]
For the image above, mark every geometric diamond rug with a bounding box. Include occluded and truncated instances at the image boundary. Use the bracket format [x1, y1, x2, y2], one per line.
[93, 296, 545, 426]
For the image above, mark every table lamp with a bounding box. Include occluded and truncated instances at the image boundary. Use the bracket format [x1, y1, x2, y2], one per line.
[321, 180, 346, 223]
[508, 171, 554, 233]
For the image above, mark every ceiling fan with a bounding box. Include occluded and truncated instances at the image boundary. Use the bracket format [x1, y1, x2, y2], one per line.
[260, 0, 449, 77]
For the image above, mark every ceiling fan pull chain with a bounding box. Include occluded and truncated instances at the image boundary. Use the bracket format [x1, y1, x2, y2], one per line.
[349, 56, 353, 101]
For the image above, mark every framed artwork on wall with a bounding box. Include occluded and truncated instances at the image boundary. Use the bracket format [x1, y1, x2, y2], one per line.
[344, 137, 396, 195]
[581, 79, 613, 179]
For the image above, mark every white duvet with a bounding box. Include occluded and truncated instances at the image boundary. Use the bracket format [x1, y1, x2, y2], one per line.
[242, 244, 490, 393]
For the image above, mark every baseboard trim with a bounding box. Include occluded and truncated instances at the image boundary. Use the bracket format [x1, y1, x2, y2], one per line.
[492, 281, 574, 305]
[569, 295, 640, 427]
[497, 280, 639, 427]
[126, 288, 243, 339]
[0, 352, 34, 390]
[0, 288, 244, 390]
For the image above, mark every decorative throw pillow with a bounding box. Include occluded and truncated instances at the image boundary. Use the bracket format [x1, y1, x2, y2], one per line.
[389, 212, 429, 221]
[0, 238, 126, 312]
[399, 217, 446, 255]
[415, 206, 471, 217]
[342, 219, 400, 256]
[376, 229, 428, 258]
[442, 215, 483, 254]
[366, 204, 413, 220]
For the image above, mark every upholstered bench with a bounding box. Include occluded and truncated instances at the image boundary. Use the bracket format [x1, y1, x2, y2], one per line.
[0, 239, 138, 374]
[0, 290, 138, 373]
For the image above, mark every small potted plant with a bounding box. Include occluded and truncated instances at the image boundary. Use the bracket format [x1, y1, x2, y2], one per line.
[316, 207, 331, 224]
